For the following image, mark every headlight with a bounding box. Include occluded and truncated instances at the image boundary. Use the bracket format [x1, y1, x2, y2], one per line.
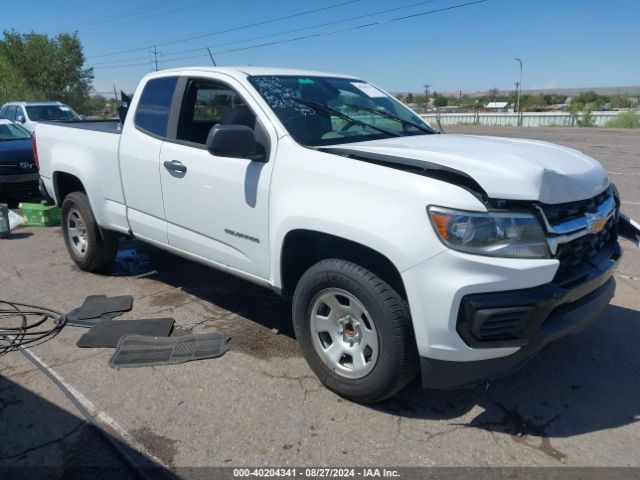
[428, 206, 549, 259]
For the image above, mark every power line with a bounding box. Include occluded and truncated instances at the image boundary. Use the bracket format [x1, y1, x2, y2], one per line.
[98, 0, 489, 70]
[87, 0, 364, 59]
[61, 0, 179, 30]
[90, 0, 441, 67]
[78, 0, 211, 32]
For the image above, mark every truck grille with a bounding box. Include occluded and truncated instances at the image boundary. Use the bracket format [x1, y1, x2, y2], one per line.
[537, 187, 618, 281]
[554, 217, 617, 276]
[541, 188, 612, 224]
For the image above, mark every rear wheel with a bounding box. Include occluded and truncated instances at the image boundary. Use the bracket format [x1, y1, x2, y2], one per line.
[292, 259, 418, 403]
[61, 192, 118, 272]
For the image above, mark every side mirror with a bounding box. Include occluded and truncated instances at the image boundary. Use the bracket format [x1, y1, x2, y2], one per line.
[16, 115, 25, 123]
[206, 125, 262, 160]
[78, 115, 86, 121]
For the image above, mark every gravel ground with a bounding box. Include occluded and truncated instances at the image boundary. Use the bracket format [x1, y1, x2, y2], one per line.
[1, 127, 639, 478]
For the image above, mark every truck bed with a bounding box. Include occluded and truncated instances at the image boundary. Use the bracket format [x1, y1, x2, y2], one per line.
[36, 120, 128, 233]
[39, 120, 122, 134]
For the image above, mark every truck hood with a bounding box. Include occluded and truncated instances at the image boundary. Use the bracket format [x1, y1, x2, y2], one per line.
[330, 134, 609, 204]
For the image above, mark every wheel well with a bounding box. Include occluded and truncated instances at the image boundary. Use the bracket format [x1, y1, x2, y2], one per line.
[280, 230, 407, 299]
[53, 172, 85, 204]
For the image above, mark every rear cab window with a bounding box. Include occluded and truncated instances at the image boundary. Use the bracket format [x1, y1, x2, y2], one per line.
[134, 76, 179, 138]
[25, 105, 77, 121]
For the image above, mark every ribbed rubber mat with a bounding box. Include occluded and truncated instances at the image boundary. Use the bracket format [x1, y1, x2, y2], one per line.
[108, 332, 230, 368]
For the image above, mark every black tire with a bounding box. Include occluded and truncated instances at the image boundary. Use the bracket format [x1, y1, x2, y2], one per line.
[292, 259, 419, 403]
[61, 192, 118, 272]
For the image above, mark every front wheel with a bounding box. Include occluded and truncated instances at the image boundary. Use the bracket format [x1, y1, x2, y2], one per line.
[61, 192, 118, 272]
[292, 259, 418, 403]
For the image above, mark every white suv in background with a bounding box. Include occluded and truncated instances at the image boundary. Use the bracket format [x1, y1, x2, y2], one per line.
[0, 101, 81, 133]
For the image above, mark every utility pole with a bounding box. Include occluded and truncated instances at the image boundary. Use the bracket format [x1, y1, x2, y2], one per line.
[206, 48, 217, 66]
[514, 57, 523, 113]
[150, 46, 161, 71]
[423, 83, 430, 110]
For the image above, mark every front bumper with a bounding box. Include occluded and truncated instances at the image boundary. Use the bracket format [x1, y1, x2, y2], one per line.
[419, 242, 620, 389]
[0, 173, 40, 197]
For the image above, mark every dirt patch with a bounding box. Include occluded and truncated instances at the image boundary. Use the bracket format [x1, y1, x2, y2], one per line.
[149, 290, 191, 308]
[130, 426, 179, 469]
[209, 314, 300, 360]
[465, 403, 568, 463]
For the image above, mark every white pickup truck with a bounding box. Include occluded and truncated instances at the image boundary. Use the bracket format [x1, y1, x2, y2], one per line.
[36, 67, 639, 402]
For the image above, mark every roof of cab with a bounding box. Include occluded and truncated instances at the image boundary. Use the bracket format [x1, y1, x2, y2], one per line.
[2, 101, 65, 107]
[145, 66, 359, 80]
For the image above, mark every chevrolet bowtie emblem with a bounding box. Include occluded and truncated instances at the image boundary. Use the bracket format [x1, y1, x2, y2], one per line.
[586, 212, 607, 234]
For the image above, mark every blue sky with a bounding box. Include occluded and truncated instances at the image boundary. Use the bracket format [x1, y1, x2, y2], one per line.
[2, 0, 639, 94]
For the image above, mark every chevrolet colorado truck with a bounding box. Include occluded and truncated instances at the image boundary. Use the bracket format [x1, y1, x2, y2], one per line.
[36, 67, 640, 403]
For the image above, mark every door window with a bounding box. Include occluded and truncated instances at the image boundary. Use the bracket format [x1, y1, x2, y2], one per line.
[5, 106, 16, 120]
[176, 81, 254, 145]
[134, 76, 178, 138]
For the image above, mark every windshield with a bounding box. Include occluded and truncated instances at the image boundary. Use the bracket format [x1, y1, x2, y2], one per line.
[0, 122, 31, 140]
[25, 105, 79, 121]
[248, 75, 434, 146]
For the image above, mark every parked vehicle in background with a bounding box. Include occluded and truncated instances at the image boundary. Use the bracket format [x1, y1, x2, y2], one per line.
[35, 67, 640, 403]
[0, 101, 80, 133]
[0, 119, 39, 200]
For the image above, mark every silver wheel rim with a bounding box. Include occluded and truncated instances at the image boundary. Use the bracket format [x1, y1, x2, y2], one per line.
[67, 208, 88, 258]
[309, 288, 379, 379]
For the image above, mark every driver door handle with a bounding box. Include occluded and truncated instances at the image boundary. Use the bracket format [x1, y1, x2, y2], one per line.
[164, 160, 187, 173]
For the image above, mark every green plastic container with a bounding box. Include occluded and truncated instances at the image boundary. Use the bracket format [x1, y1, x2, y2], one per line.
[19, 202, 61, 227]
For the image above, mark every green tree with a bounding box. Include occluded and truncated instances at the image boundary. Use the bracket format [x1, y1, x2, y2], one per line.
[520, 94, 548, 111]
[610, 94, 632, 109]
[406, 93, 414, 103]
[432, 92, 448, 108]
[0, 55, 28, 104]
[543, 93, 567, 105]
[0, 30, 93, 112]
[571, 91, 609, 110]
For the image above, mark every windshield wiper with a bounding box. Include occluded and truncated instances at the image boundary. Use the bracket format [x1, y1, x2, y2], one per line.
[293, 98, 401, 138]
[344, 103, 434, 134]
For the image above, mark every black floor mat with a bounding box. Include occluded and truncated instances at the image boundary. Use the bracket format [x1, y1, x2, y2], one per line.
[108, 332, 230, 368]
[76, 295, 133, 320]
[76, 318, 175, 348]
[66, 307, 123, 328]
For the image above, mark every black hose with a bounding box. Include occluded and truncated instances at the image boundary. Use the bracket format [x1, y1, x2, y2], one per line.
[0, 300, 66, 355]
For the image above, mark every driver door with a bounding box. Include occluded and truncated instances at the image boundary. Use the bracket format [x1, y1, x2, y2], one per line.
[159, 76, 275, 279]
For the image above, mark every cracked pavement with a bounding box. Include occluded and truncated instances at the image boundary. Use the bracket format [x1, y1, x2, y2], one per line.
[1, 127, 639, 475]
